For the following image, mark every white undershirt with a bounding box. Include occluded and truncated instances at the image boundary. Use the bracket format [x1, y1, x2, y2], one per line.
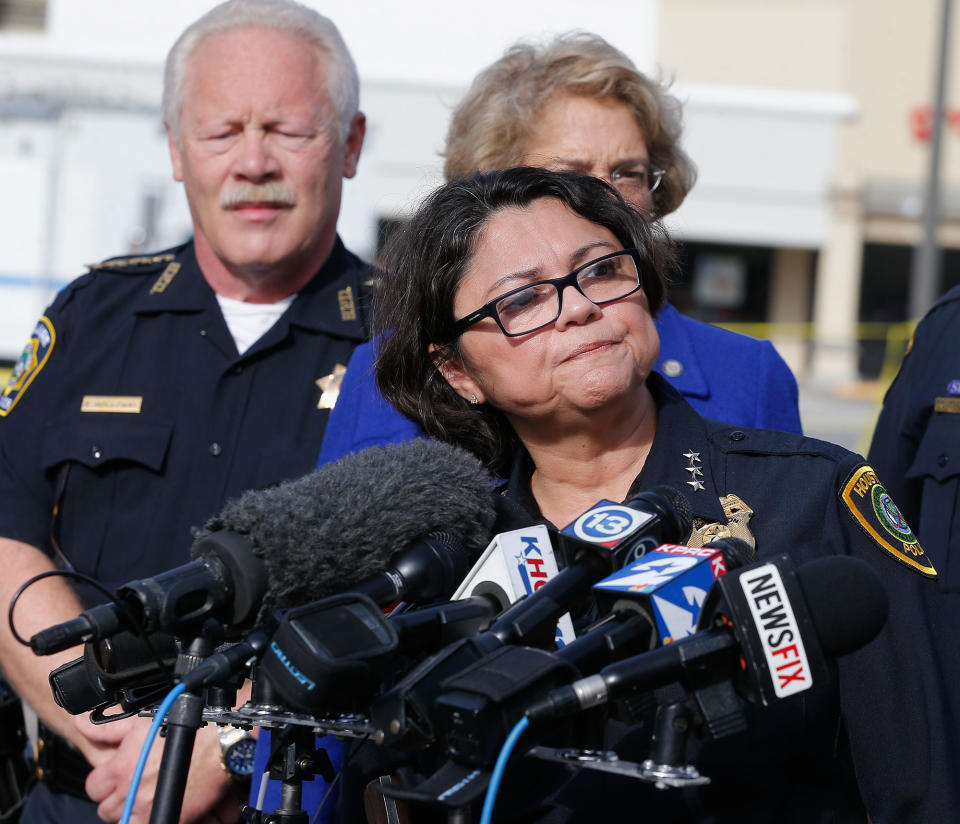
[215, 293, 296, 355]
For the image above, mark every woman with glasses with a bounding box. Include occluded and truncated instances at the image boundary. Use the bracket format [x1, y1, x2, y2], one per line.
[359, 166, 958, 823]
[319, 33, 801, 466]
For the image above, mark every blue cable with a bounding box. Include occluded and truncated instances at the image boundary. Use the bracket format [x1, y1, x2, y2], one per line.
[119, 682, 188, 824]
[479, 715, 529, 824]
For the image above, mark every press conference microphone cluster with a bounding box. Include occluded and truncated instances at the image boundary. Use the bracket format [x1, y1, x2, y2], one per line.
[367, 487, 695, 750]
[526, 553, 889, 722]
[30, 439, 498, 656]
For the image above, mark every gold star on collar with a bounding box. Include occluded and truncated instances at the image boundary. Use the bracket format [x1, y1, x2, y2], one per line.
[316, 363, 347, 409]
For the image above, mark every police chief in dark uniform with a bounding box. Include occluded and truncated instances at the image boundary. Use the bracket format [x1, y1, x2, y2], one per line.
[0, 1, 369, 822]
[869, 283, 960, 627]
[363, 167, 960, 823]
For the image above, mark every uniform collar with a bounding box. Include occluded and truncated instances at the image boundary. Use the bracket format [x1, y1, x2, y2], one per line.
[631, 372, 728, 526]
[132, 237, 369, 342]
[654, 303, 710, 399]
[505, 372, 728, 528]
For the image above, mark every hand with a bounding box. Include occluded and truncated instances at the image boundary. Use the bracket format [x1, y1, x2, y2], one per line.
[83, 715, 244, 823]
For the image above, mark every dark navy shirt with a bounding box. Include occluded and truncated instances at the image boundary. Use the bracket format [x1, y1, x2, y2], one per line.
[317, 302, 802, 466]
[0, 238, 372, 595]
[869, 284, 960, 625]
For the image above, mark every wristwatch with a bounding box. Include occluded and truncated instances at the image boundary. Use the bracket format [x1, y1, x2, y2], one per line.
[218, 725, 257, 778]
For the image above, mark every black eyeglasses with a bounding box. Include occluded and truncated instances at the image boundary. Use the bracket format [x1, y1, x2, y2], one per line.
[451, 248, 644, 339]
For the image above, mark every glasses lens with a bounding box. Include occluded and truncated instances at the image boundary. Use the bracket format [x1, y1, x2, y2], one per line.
[578, 252, 641, 305]
[611, 163, 663, 196]
[495, 283, 560, 336]
[648, 167, 665, 193]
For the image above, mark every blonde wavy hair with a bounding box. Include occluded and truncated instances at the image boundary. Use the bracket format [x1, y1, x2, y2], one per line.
[443, 32, 696, 217]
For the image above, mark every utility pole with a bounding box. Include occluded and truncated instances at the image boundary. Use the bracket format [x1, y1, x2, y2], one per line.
[910, 0, 954, 319]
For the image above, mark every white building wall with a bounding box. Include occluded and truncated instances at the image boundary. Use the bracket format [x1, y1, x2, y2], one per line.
[1, 0, 851, 369]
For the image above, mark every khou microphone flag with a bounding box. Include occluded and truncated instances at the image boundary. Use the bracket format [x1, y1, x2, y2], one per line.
[452, 524, 576, 647]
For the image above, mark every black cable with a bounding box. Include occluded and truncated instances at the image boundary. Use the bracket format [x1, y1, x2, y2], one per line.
[7, 570, 176, 693]
[7, 569, 116, 647]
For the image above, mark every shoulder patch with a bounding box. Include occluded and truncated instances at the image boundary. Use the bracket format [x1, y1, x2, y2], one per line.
[0, 316, 56, 417]
[840, 464, 937, 578]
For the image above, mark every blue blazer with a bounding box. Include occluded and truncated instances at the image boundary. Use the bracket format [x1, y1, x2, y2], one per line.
[319, 302, 801, 465]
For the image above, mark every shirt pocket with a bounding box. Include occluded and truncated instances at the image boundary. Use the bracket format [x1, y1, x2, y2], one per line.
[40, 416, 173, 472]
[38, 415, 174, 581]
[906, 412, 960, 592]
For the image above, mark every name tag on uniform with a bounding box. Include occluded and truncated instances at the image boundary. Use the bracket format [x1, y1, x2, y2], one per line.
[81, 395, 143, 413]
[934, 397, 960, 414]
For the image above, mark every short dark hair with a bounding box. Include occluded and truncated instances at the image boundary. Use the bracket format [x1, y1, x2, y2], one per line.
[374, 167, 675, 477]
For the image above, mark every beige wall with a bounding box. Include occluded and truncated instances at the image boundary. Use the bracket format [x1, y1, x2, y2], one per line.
[659, 0, 960, 191]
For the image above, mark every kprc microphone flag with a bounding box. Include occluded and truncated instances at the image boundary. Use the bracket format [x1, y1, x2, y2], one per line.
[592, 544, 728, 644]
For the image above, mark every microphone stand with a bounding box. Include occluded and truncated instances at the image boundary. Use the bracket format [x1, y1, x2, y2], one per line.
[241, 725, 335, 824]
[149, 628, 220, 824]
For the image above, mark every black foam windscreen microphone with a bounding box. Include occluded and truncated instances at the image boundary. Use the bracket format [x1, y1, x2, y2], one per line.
[30, 440, 497, 653]
[199, 439, 497, 617]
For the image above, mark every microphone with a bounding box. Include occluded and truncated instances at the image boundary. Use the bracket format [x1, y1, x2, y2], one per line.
[593, 537, 756, 644]
[379, 553, 889, 811]
[484, 486, 693, 648]
[526, 554, 889, 721]
[452, 524, 576, 647]
[30, 440, 497, 654]
[368, 487, 693, 749]
[557, 487, 693, 567]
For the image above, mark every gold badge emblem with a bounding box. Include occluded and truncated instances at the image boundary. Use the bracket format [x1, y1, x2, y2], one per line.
[316, 363, 347, 410]
[688, 494, 757, 550]
[149, 262, 182, 295]
[338, 286, 357, 321]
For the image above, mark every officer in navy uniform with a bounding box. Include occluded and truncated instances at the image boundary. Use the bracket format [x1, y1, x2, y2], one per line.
[0, 2, 369, 822]
[498, 373, 953, 823]
[869, 283, 960, 626]
[339, 167, 960, 823]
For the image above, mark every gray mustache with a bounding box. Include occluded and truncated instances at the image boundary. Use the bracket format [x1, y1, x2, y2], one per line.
[220, 182, 296, 208]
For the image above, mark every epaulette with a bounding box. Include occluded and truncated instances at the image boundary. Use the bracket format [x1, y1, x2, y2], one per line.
[85, 253, 177, 273]
[709, 422, 850, 461]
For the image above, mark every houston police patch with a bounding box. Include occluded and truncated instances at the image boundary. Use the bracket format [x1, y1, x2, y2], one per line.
[0, 316, 56, 417]
[841, 464, 937, 578]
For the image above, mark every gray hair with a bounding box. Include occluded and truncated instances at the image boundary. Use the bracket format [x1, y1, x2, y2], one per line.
[163, 0, 359, 142]
[444, 32, 696, 218]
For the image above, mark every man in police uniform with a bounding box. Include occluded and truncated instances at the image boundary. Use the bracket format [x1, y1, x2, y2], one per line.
[0, 1, 370, 821]
[869, 284, 960, 626]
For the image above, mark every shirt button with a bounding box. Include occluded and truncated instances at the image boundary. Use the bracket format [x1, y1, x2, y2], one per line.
[938, 453, 949, 467]
[91, 445, 103, 460]
[729, 431, 746, 442]
[209, 442, 222, 456]
[232, 365, 244, 375]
